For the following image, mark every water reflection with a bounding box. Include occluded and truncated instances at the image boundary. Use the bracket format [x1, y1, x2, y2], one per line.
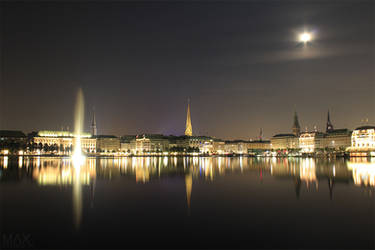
[1, 156, 374, 226]
[185, 171, 192, 215]
[347, 158, 375, 187]
[1, 156, 374, 187]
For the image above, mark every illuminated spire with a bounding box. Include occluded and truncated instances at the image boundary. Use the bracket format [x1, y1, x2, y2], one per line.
[185, 98, 193, 136]
[326, 110, 334, 132]
[91, 108, 97, 136]
[292, 110, 300, 136]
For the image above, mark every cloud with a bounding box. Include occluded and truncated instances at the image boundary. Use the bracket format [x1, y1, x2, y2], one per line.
[251, 41, 373, 65]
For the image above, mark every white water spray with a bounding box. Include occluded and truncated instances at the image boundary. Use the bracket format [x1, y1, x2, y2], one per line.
[72, 88, 85, 165]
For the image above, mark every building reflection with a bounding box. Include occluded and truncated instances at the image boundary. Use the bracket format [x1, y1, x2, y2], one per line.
[0, 156, 373, 208]
[347, 158, 375, 187]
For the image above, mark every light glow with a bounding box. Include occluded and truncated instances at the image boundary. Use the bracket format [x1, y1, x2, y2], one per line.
[299, 32, 312, 43]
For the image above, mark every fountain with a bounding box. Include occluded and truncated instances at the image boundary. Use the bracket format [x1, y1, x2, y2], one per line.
[72, 87, 85, 230]
[72, 88, 85, 165]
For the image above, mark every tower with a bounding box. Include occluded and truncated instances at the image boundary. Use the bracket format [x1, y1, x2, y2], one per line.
[259, 128, 263, 141]
[326, 110, 334, 132]
[185, 98, 193, 136]
[91, 108, 97, 136]
[292, 111, 301, 136]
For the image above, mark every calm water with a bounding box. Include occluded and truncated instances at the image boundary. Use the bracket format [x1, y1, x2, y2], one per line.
[0, 156, 374, 249]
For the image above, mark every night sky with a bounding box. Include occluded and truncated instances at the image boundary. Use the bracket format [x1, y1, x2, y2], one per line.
[1, 0, 374, 140]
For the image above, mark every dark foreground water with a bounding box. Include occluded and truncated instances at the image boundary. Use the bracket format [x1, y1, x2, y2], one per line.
[0, 156, 374, 249]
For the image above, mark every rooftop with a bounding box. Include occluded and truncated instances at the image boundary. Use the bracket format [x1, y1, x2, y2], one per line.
[37, 130, 92, 138]
[326, 128, 351, 135]
[355, 125, 375, 130]
[0, 130, 26, 138]
[273, 133, 296, 138]
[95, 135, 118, 139]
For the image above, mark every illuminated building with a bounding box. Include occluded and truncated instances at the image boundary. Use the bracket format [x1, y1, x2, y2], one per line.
[213, 140, 271, 154]
[299, 131, 325, 153]
[33, 130, 96, 153]
[95, 135, 120, 153]
[177, 136, 212, 150]
[248, 140, 271, 150]
[271, 134, 299, 150]
[185, 98, 193, 136]
[323, 129, 351, 150]
[271, 111, 300, 151]
[212, 141, 225, 154]
[200, 140, 214, 154]
[0, 130, 27, 154]
[349, 126, 375, 155]
[133, 134, 169, 154]
[120, 135, 137, 153]
[223, 142, 240, 153]
[120, 142, 132, 152]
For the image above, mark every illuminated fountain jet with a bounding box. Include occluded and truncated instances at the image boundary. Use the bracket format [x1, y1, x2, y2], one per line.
[72, 88, 85, 230]
[72, 88, 85, 165]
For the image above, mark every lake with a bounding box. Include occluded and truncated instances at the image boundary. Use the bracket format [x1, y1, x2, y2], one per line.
[0, 156, 374, 249]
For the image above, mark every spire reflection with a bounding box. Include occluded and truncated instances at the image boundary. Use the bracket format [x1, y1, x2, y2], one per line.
[0, 156, 373, 205]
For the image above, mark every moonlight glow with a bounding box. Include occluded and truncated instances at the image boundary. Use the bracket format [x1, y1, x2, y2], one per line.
[299, 32, 312, 43]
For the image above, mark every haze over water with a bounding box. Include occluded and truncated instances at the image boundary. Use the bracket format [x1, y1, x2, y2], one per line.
[1, 156, 374, 249]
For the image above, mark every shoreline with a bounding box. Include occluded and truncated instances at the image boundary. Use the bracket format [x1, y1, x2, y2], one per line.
[0, 153, 368, 159]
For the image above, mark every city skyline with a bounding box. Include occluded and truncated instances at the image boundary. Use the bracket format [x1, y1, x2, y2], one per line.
[1, 1, 374, 139]
[0, 97, 371, 140]
[1, 2, 374, 249]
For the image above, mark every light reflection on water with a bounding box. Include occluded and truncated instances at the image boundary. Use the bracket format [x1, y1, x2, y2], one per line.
[0, 156, 374, 248]
[1, 156, 374, 188]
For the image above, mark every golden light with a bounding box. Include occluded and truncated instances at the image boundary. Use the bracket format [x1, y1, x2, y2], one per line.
[72, 150, 85, 167]
[299, 32, 312, 43]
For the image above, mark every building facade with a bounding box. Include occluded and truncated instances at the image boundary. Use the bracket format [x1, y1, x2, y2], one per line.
[299, 132, 325, 153]
[133, 135, 169, 153]
[248, 140, 271, 151]
[271, 134, 299, 150]
[33, 130, 96, 153]
[95, 135, 120, 153]
[323, 129, 351, 150]
[0, 130, 27, 154]
[349, 126, 375, 155]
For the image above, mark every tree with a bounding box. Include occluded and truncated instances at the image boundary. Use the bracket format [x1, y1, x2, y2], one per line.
[43, 144, 49, 153]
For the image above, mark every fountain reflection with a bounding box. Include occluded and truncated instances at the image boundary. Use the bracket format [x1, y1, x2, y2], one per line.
[0, 156, 373, 202]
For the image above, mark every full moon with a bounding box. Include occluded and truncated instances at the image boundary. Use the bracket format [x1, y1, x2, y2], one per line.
[299, 32, 312, 43]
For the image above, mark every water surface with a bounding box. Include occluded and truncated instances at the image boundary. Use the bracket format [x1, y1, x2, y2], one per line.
[0, 156, 374, 249]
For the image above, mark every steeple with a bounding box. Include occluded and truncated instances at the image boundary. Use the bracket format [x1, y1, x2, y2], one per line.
[292, 110, 301, 136]
[326, 110, 334, 132]
[91, 108, 97, 136]
[185, 98, 193, 136]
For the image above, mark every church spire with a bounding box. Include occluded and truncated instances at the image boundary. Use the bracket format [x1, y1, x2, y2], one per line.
[91, 108, 97, 136]
[292, 110, 301, 136]
[185, 98, 193, 136]
[326, 110, 334, 132]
